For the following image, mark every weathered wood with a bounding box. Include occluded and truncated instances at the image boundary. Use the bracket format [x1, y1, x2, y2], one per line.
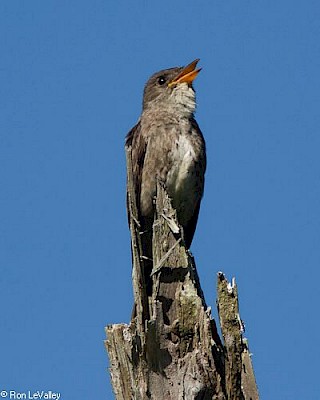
[105, 146, 259, 399]
[217, 273, 259, 400]
[242, 339, 259, 400]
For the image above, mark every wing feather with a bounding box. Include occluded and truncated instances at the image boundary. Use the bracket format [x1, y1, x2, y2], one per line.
[125, 121, 147, 223]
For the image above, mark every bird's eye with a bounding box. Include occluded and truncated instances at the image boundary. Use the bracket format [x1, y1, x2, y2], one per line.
[157, 76, 166, 85]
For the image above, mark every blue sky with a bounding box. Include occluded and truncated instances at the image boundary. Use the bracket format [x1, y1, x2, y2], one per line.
[1, 1, 319, 399]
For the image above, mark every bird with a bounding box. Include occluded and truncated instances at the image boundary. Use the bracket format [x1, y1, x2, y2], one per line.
[125, 59, 206, 289]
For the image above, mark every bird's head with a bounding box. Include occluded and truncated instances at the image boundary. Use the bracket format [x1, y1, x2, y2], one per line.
[142, 59, 201, 117]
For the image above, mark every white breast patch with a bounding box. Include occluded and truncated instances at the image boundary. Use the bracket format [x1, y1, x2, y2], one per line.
[167, 133, 196, 195]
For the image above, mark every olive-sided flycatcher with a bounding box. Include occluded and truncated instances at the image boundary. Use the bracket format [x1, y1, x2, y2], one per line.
[126, 59, 206, 276]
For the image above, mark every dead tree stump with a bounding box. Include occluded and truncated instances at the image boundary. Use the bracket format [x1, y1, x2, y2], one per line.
[105, 146, 259, 400]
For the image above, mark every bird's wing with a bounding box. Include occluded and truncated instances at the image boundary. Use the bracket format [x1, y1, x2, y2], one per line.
[125, 121, 147, 224]
[184, 117, 207, 247]
[183, 200, 201, 248]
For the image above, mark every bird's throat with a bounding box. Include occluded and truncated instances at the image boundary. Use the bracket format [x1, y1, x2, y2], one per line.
[169, 83, 196, 117]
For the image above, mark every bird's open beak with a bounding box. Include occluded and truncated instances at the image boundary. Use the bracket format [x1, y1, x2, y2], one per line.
[168, 59, 201, 87]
